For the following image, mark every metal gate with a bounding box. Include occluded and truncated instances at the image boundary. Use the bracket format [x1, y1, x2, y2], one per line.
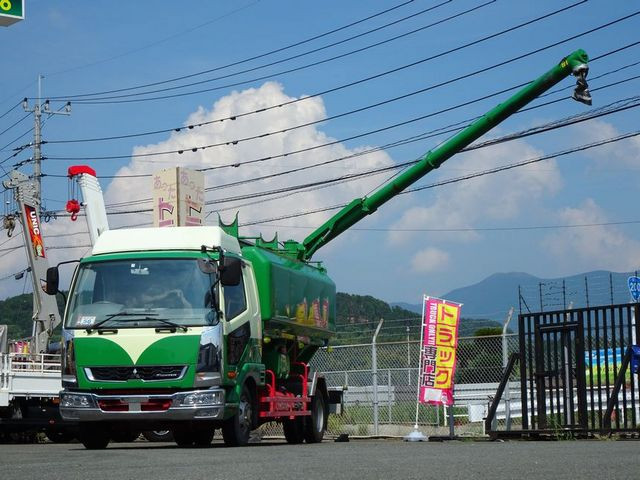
[487, 303, 640, 437]
[533, 322, 588, 430]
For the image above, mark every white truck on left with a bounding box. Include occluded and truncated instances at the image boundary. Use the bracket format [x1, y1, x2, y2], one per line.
[0, 170, 72, 442]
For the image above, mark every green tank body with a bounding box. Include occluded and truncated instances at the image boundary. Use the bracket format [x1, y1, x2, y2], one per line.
[241, 245, 336, 342]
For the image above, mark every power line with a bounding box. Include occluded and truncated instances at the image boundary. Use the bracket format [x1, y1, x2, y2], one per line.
[49, 0, 483, 103]
[238, 129, 640, 227]
[52, 90, 640, 217]
[46, 0, 417, 98]
[49, 0, 589, 105]
[0, 130, 33, 153]
[47, 66, 635, 185]
[46, 0, 264, 77]
[0, 112, 30, 139]
[43, 3, 463, 144]
[93, 62, 640, 213]
[207, 124, 640, 211]
[0, 101, 21, 121]
[52, 0, 458, 102]
[43, 10, 640, 164]
[44, 122, 640, 223]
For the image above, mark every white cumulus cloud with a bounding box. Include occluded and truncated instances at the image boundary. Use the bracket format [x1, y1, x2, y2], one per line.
[543, 198, 640, 271]
[572, 119, 640, 169]
[103, 81, 395, 242]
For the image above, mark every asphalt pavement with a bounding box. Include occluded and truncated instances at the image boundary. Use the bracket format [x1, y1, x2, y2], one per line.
[1, 438, 637, 479]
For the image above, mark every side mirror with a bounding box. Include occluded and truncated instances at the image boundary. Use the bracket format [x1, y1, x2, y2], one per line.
[220, 256, 241, 287]
[45, 267, 59, 295]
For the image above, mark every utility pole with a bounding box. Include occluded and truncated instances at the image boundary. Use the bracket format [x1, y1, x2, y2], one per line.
[21, 74, 71, 204]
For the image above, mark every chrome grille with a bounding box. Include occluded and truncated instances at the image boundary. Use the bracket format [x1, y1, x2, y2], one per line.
[87, 365, 186, 381]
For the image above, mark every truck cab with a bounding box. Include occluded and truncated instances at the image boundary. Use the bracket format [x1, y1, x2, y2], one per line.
[57, 227, 264, 447]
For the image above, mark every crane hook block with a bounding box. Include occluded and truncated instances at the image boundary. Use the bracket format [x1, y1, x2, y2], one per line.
[66, 199, 81, 221]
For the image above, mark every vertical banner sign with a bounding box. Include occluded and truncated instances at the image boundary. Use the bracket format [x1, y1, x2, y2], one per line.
[418, 296, 462, 406]
[152, 167, 204, 227]
[24, 204, 45, 258]
[178, 168, 205, 227]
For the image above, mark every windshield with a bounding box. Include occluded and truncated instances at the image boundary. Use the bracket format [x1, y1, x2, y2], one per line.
[66, 258, 216, 329]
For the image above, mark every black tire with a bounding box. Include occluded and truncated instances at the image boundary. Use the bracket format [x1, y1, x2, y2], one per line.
[142, 430, 174, 442]
[283, 417, 305, 444]
[172, 428, 194, 448]
[304, 394, 327, 443]
[222, 384, 254, 447]
[193, 427, 215, 447]
[79, 424, 110, 450]
[44, 428, 75, 444]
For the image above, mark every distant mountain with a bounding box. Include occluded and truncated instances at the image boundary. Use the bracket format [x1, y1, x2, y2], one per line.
[392, 270, 636, 325]
[337, 292, 500, 342]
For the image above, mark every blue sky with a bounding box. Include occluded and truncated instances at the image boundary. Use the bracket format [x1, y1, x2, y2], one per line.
[0, 0, 638, 312]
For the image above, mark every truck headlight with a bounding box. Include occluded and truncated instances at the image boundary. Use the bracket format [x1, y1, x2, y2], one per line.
[179, 390, 223, 406]
[60, 392, 94, 408]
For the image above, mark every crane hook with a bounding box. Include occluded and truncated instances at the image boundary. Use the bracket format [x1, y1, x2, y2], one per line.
[65, 199, 81, 222]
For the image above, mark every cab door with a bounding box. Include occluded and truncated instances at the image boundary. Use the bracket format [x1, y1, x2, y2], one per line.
[222, 261, 261, 369]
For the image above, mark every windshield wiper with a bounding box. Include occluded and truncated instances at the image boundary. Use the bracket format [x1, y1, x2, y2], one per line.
[86, 312, 158, 333]
[149, 317, 189, 332]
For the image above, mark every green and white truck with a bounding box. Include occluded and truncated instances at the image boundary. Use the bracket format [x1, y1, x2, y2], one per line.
[46, 49, 592, 449]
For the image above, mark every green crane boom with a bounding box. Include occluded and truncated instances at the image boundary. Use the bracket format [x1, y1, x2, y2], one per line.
[300, 49, 591, 261]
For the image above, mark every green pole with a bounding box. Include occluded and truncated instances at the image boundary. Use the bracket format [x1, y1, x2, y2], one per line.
[302, 49, 589, 260]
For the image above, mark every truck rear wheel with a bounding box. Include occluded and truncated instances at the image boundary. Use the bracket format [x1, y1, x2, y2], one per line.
[304, 394, 326, 443]
[283, 417, 304, 444]
[222, 384, 253, 447]
[79, 424, 110, 450]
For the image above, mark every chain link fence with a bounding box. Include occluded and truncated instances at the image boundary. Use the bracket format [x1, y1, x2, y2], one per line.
[258, 333, 519, 438]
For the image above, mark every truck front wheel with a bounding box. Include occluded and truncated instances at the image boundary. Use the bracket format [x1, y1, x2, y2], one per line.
[222, 384, 254, 447]
[79, 424, 110, 449]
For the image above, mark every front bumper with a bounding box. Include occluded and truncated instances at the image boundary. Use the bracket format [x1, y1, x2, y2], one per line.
[60, 388, 225, 422]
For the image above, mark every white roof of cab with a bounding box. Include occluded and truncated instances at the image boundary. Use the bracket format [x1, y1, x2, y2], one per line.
[91, 226, 241, 256]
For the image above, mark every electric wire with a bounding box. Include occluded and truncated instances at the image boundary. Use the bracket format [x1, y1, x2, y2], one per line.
[46, 0, 264, 77]
[57, 89, 640, 215]
[205, 126, 640, 209]
[237, 130, 640, 227]
[43, 123, 640, 222]
[46, 0, 418, 98]
[51, 0, 459, 102]
[0, 102, 21, 121]
[95, 58, 640, 212]
[0, 112, 30, 139]
[49, 0, 494, 103]
[49, 0, 590, 106]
